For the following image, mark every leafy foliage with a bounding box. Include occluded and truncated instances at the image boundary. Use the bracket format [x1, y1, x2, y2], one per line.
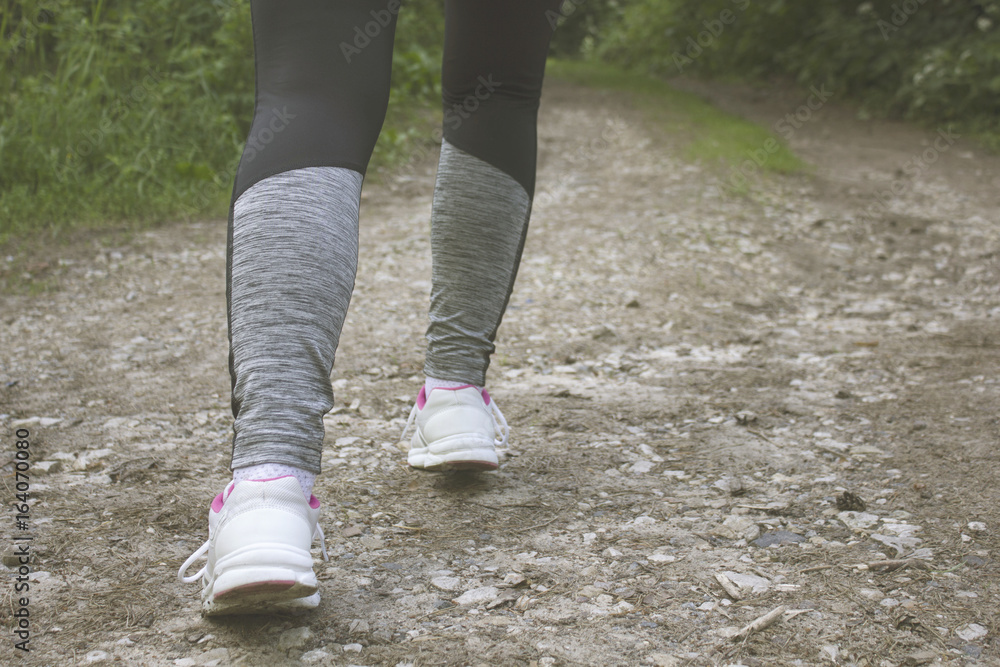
[0, 0, 445, 237]
[588, 0, 1000, 148]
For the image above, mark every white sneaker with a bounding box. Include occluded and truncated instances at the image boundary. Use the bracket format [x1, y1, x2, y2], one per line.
[178, 476, 328, 616]
[402, 385, 509, 471]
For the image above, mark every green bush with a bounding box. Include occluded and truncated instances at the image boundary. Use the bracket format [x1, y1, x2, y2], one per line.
[0, 0, 445, 239]
[596, 0, 1000, 148]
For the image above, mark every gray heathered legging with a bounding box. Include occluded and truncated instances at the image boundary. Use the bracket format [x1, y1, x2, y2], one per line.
[227, 0, 559, 473]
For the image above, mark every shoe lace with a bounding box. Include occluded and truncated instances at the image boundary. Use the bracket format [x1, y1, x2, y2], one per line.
[177, 525, 329, 585]
[490, 400, 509, 450]
[400, 402, 419, 444]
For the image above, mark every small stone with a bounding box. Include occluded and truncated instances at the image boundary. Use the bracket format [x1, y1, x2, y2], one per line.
[837, 511, 880, 531]
[81, 650, 110, 665]
[348, 619, 370, 635]
[648, 554, 676, 563]
[836, 491, 866, 512]
[956, 623, 987, 641]
[196, 648, 230, 666]
[278, 626, 314, 651]
[720, 571, 770, 594]
[629, 460, 655, 474]
[610, 601, 635, 615]
[503, 573, 526, 587]
[173, 660, 196, 667]
[603, 547, 623, 558]
[34, 460, 63, 474]
[903, 651, 937, 665]
[821, 645, 839, 662]
[301, 649, 331, 664]
[342, 526, 363, 538]
[539, 658, 557, 667]
[967, 521, 987, 534]
[858, 588, 884, 601]
[431, 576, 461, 592]
[343, 643, 363, 653]
[453, 586, 499, 606]
[647, 653, 680, 667]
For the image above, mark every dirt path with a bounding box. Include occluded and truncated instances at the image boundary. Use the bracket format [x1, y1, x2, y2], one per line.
[2, 76, 999, 666]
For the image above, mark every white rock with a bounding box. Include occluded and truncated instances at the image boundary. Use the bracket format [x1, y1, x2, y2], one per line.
[629, 460, 655, 474]
[837, 511, 880, 531]
[646, 653, 681, 667]
[39, 417, 62, 427]
[821, 644, 839, 662]
[582, 532, 597, 545]
[610, 601, 635, 615]
[343, 643, 363, 653]
[603, 547, 623, 558]
[453, 586, 499, 606]
[956, 623, 988, 641]
[278, 626, 313, 651]
[430, 576, 461, 592]
[301, 649, 330, 664]
[196, 648, 230, 666]
[648, 554, 676, 563]
[503, 573, 526, 586]
[81, 651, 110, 665]
[720, 571, 770, 594]
[172, 660, 196, 667]
[34, 460, 63, 474]
[858, 588, 884, 601]
[967, 521, 987, 534]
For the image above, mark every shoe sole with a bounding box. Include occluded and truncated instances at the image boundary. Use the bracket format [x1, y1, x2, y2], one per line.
[204, 591, 320, 616]
[201, 544, 319, 616]
[408, 440, 499, 471]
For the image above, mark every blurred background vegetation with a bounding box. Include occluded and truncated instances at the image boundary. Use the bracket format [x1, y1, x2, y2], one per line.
[2, 0, 997, 239]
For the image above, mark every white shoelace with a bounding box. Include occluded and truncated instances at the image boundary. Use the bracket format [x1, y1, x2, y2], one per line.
[177, 525, 329, 584]
[400, 396, 509, 449]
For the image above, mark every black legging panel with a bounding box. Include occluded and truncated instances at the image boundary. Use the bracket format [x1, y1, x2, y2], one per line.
[231, 0, 561, 203]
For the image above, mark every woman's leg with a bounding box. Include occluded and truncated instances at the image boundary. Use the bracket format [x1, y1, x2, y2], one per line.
[406, 0, 562, 471]
[179, 0, 399, 615]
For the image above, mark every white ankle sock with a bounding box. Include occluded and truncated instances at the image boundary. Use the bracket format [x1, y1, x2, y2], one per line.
[232, 463, 315, 499]
[425, 376, 482, 393]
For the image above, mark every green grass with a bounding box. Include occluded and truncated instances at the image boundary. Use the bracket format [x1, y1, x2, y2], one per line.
[546, 59, 804, 182]
[0, 0, 445, 248]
